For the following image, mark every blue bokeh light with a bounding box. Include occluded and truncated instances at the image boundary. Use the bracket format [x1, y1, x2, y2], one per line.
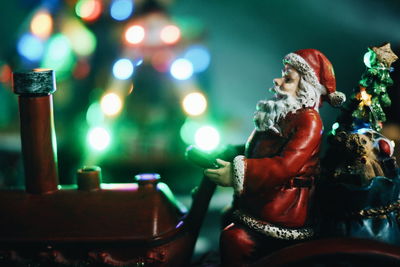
[112, 58, 134, 80]
[110, 0, 134, 21]
[133, 57, 143, 67]
[184, 45, 211, 73]
[17, 33, 44, 61]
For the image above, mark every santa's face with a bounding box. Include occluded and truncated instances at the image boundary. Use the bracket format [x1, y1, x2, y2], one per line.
[273, 64, 300, 98]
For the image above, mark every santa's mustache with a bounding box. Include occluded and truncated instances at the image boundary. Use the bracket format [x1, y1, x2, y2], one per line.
[256, 86, 294, 112]
[269, 85, 291, 99]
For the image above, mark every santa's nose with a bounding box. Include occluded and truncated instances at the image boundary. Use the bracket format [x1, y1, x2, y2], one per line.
[273, 78, 282, 86]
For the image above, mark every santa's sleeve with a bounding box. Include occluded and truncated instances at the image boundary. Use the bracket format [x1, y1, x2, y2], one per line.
[232, 109, 322, 196]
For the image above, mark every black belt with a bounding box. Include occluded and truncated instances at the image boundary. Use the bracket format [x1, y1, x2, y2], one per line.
[289, 177, 314, 188]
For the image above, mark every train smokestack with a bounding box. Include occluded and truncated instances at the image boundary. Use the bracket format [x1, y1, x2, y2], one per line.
[12, 69, 59, 194]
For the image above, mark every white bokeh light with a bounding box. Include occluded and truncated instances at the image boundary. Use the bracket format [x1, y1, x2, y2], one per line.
[170, 58, 193, 80]
[195, 126, 220, 151]
[112, 58, 134, 80]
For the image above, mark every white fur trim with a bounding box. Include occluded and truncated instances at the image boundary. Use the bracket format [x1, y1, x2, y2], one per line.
[328, 91, 346, 107]
[232, 156, 245, 195]
[233, 210, 314, 240]
[284, 53, 325, 95]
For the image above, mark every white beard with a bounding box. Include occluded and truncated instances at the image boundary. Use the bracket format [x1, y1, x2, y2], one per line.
[253, 86, 303, 133]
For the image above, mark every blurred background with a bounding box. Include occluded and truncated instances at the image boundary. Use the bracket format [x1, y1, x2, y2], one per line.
[0, 0, 399, 259]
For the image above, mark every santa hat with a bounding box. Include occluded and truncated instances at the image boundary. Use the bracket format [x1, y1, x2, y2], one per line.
[283, 49, 346, 107]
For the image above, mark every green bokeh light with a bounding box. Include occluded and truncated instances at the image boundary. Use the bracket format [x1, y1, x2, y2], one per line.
[180, 119, 202, 145]
[75, 0, 90, 18]
[87, 126, 111, 151]
[86, 102, 104, 126]
[41, 33, 75, 78]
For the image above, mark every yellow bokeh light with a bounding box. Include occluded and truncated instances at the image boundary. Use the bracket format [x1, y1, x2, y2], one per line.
[160, 25, 181, 45]
[125, 25, 145, 44]
[100, 92, 123, 116]
[182, 92, 207, 116]
[62, 17, 97, 57]
[30, 10, 53, 39]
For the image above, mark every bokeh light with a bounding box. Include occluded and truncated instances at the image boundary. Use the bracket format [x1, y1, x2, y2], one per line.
[17, 33, 44, 61]
[160, 25, 181, 45]
[100, 92, 123, 116]
[30, 9, 53, 39]
[195, 126, 220, 151]
[0, 64, 12, 84]
[182, 92, 207, 116]
[151, 50, 173, 72]
[62, 18, 97, 57]
[87, 127, 111, 151]
[86, 102, 104, 126]
[180, 119, 202, 145]
[133, 58, 143, 67]
[73, 59, 91, 79]
[110, 0, 134, 21]
[170, 58, 193, 80]
[125, 25, 145, 44]
[41, 33, 74, 74]
[112, 58, 134, 80]
[184, 45, 211, 73]
[75, 0, 102, 22]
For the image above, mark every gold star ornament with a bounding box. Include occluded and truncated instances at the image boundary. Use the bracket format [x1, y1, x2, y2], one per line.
[371, 43, 398, 67]
[356, 87, 372, 108]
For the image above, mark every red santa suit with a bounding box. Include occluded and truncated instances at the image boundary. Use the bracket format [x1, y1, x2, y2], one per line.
[235, 107, 322, 228]
[220, 49, 346, 266]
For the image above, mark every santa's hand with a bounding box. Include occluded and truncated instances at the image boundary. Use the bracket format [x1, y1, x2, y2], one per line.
[204, 159, 233, 187]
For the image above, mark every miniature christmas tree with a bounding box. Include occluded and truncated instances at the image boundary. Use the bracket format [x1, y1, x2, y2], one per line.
[336, 43, 398, 132]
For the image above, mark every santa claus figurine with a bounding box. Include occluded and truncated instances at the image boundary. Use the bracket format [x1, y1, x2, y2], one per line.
[204, 49, 345, 266]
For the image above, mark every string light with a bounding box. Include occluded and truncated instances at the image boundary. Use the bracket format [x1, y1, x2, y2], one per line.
[125, 25, 145, 44]
[30, 9, 53, 39]
[100, 92, 123, 116]
[182, 92, 207, 116]
[195, 126, 220, 151]
[17, 33, 44, 61]
[151, 50, 173, 72]
[73, 59, 91, 79]
[62, 17, 97, 57]
[110, 0, 134, 21]
[87, 127, 111, 151]
[180, 119, 202, 145]
[86, 102, 104, 126]
[170, 58, 193, 80]
[75, 0, 102, 22]
[112, 58, 134, 80]
[160, 25, 181, 45]
[0, 64, 12, 84]
[41, 34, 74, 74]
[184, 45, 211, 73]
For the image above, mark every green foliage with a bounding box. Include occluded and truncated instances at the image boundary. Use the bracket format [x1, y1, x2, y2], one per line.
[349, 49, 394, 131]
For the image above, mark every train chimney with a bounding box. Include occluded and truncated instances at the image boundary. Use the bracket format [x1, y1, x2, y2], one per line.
[12, 69, 59, 194]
